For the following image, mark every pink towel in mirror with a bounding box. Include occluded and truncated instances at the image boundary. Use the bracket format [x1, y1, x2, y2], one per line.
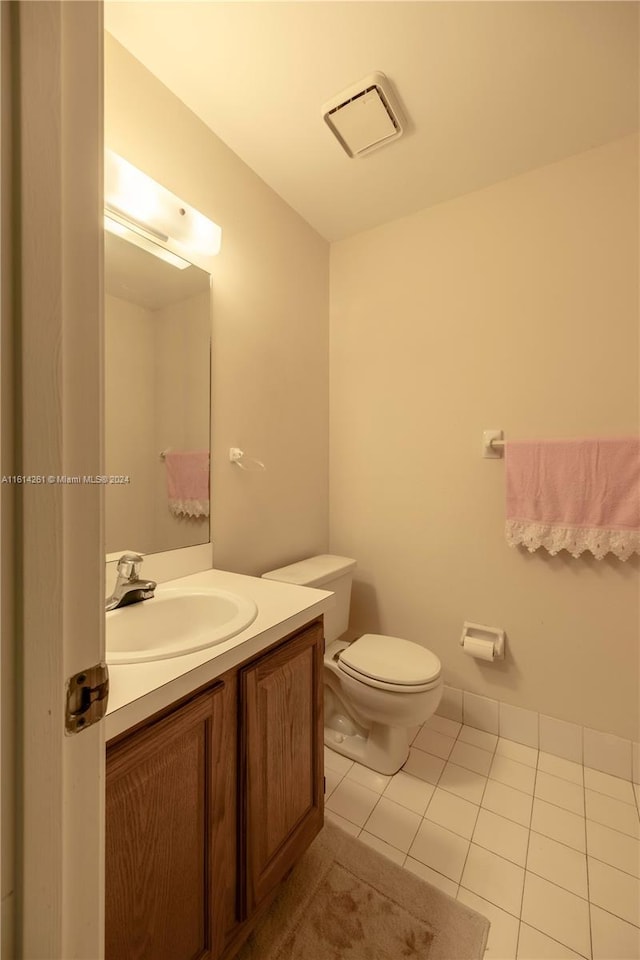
[164, 451, 210, 518]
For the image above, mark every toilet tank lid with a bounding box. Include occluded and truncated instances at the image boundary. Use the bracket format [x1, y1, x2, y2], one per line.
[262, 554, 356, 587]
[340, 634, 441, 686]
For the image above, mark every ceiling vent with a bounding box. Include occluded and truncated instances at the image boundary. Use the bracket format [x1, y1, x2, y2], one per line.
[322, 72, 404, 159]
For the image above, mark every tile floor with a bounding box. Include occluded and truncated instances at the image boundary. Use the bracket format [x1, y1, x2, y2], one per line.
[324, 713, 640, 959]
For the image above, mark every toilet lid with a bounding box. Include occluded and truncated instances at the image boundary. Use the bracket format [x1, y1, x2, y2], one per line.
[338, 634, 441, 687]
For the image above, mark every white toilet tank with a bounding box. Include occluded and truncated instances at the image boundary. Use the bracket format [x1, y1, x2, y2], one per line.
[262, 555, 356, 642]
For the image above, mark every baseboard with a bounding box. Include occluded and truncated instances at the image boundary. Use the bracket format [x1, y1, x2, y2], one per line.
[436, 685, 640, 785]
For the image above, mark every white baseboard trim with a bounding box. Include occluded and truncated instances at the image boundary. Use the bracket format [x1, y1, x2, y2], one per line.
[437, 684, 640, 785]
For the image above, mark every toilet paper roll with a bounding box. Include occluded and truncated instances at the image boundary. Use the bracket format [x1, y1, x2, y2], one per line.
[462, 636, 495, 661]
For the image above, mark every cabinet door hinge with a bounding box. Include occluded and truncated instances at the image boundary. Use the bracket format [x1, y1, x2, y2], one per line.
[65, 663, 109, 734]
[323, 776, 326, 794]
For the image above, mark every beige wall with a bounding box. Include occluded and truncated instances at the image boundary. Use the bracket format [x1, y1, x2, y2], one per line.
[105, 35, 330, 576]
[330, 136, 639, 740]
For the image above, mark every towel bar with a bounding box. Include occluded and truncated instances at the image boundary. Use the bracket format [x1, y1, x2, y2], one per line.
[482, 430, 504, 458]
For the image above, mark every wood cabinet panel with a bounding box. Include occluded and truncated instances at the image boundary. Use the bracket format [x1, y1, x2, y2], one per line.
[241, 621, 324, 912]
[211, 673, 241, 952]
[106, 686, 224, 960]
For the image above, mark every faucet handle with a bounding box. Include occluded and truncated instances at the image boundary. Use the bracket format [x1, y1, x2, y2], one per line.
[117, 552, 144, 580]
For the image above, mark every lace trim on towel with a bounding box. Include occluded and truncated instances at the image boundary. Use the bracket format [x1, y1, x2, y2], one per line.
[169, 498, 210, 519]
[506, 520, 640, 561]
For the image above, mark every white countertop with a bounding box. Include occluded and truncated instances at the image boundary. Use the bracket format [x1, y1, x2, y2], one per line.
[105, 567, 334, 741]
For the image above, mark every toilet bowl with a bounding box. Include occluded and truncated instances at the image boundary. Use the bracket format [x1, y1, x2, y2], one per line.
[324, 635, 442, 774]
[262, 554, 443, 775]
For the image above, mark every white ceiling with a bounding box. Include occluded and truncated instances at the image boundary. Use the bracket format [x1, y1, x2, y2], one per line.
[105, 1, 639, 242]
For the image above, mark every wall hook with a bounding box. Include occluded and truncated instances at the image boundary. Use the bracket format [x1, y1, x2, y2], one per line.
[229, 447, 266, 472]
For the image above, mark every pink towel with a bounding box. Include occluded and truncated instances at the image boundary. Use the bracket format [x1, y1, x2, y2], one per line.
[505, 438, 640, 560]
[164, 451, 210, 518]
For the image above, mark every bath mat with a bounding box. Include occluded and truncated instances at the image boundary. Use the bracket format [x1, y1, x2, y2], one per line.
[236, 821, 490, 960]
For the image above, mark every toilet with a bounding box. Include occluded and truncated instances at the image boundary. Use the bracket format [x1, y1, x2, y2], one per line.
[262, 555, 443, 775]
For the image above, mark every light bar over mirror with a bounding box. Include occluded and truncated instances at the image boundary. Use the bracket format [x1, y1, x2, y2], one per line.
[104, 150, 222, 271]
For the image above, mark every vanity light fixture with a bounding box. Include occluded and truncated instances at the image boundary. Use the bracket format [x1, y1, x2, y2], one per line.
[104, 213, 191, 270]
[104, 150, 222, 270]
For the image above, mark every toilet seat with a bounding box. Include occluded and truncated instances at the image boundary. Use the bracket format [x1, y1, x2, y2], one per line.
[338, 634, 442, 694]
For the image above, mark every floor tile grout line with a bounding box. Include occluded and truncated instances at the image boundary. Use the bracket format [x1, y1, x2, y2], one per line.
[514, 759, 538, 958]
[582, 811, 640, 842]
[422, 734, 453, 813]
[410, 736, 475, 887]
[584, 882, 640, 931]
[466, 831, 526, 870]
[583, 781, 638, 807]
[442, 715, 638, 793]
[326, 774, 385, 830]
[363, 792, 423, 855]
[527, 823, 586, 857]
[524, 861, 591, 904]
[519, 866, 597, 957]
[402, 851, 460, 896]
[480, 796, 533, 831]
[522, 852, 636, 910]
[436, 776, 487, 809]
[324, 761, 350, 800]
[422, 767, 485, 845]
[531, 792, 600, 823]
[341, 722, 444, 853]
[454, 757, 493, 906]
[460, 885, 594, 958]
[516, 916, 592, 960]
[450, 720, 499, 754]
[457, 881, 522, 924]
[586, 848, 640, 883]
[380, 781, 437, 819]
[515, 706, 541, 960]
[583, 777, 595, 960]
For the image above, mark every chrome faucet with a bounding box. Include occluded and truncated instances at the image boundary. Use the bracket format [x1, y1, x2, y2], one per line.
[105, 553, 156, 611]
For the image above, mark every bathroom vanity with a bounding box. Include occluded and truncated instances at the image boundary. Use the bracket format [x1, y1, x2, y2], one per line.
[104, 570, 333, 960]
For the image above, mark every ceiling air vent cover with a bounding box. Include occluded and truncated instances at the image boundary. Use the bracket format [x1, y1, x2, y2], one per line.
[322, 72, 404, 159]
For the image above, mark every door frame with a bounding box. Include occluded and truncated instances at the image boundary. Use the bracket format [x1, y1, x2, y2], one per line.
[9, 2, 105, 956]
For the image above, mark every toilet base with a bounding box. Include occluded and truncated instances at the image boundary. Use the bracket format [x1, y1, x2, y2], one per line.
[324, 721, 410, 776]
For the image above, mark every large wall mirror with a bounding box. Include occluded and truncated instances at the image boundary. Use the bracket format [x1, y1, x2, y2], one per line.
[105, 228, 212, 556]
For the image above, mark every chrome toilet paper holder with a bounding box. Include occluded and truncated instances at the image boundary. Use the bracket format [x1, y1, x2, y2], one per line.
[460, 621, 505, 661]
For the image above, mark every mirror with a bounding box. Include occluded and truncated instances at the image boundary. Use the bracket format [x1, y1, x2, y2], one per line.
[104, 229, 211, 556]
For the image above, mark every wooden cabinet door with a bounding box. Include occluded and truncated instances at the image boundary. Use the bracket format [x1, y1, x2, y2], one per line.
[241, 621, 324, 913]
[106, 683, 230, 960]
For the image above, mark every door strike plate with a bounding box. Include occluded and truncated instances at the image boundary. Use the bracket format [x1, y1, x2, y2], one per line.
[65, 663, 109, 734]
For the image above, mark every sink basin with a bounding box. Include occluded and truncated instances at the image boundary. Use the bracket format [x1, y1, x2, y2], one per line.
[106, 587, 258, 664]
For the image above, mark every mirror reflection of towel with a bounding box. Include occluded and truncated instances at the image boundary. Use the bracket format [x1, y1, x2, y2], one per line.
[165, 451, 210, 518]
